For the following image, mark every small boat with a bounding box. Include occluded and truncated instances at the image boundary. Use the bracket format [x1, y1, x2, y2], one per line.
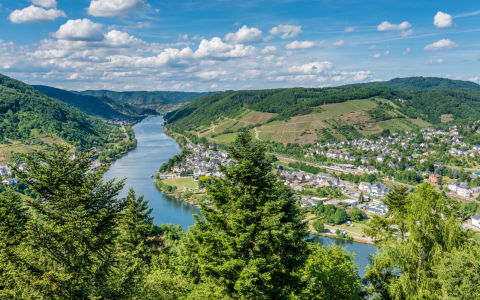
[150, 174, 154, 178]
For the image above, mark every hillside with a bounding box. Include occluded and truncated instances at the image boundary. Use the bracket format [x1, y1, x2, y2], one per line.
[76, 90, 220, 113]
[33, 85, 158, 119]
[352, 76, 480, 91]
[0, 73, 124, 161]
[165, 77, 480, 145]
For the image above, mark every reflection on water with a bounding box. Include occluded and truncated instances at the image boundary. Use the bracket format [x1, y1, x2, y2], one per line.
[103, 116, 376, 276]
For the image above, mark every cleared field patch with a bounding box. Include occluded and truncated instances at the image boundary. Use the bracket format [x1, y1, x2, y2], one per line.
[440, 114, 453, 123]
[162, 177, 197, 189]
[214, 119, 237, 133]
[408, 118, 432, 128]
[212, 132, 244, 143]
[243, 111, 276, 124]
[378, 119, 414, 132]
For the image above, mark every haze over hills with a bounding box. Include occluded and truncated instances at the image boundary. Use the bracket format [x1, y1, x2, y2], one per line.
[76, 90, 221, 114]
[33, 85, 158, 119]
[165, 77, 480, 145]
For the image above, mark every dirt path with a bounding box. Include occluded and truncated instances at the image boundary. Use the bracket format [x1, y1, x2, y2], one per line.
[254, 127, 261, 141]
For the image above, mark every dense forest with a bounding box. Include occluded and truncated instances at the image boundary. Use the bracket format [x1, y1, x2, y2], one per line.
[165, 77, 480, 135]
[352, 76, 480, 91]
[77, 89, 220, 106]
[0, 73, 120, 151]
[1, 133, 478, 299]
[33, 85, 158, 119]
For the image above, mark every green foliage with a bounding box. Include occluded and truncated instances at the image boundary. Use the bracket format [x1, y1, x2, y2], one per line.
[363, 183, 471, 300]
[354, 76, 480, 91]
[288, 162, 325, 174]
[159, 148, 192, 172]
[33, 85, 157, 119]
[1, 143, 126, 298]
[460, 201, 480, 216]
[177, 131, 310, 299]
[358, 192, 365, 204]
[348, 206, 366, 222]
[293, 245, 362, 300]
[0, 73, 119, 151]
[312, 219, 324, 233]
[334, 207, 348, 225]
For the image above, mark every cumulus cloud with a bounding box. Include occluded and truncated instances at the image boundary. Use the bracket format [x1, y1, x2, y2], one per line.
[285, 40, 318, 50]
[385, 50, 390, 56]
[260, 46, 277, 54]
[403, 47, 411, 55]
[369, 45, 378, 50]
[287, 61, 334, 74]
[369, 53, 381, 58]
[52, 19, 104, 41]
[124, 21, 152, 29]
[434, 11, 453, 28]
[104, 30, 146, 47]
[469, 76, 479, 82]
[195, 70, 227, 80]
[344, 26, 355, 33]
[332, 40, 345, 47]
[9, 5, 66, 23]
[377, 21, 411, 31]
[224, 25, 264, 44]
[194, 37, 257, 58]
[30, 0, 57, 8]
[424, 39, 458, 51]
[424, 58, 445, 64]
[269, 25, 302, 39]
[87, 0, 148, 17]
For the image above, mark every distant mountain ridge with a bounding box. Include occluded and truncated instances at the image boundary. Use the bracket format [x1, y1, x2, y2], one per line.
[33, 85, 158, 119]
[350, 76, 480, 91]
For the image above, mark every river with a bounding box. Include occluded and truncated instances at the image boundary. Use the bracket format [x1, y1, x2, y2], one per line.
[103, 116, 377, 276]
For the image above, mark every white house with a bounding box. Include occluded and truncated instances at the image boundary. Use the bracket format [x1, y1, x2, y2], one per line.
[472, 212, 480, 228]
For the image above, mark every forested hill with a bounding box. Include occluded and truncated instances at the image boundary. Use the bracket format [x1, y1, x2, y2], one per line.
[165, 78, 480, 144]
[0, 73, 119, 151]
[76, 90, 220, 105]
[351, 77, 480, 91]
[33, 85, 158, 119]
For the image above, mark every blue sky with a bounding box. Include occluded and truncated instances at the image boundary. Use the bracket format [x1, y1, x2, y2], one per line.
[0, 0, 479, 91]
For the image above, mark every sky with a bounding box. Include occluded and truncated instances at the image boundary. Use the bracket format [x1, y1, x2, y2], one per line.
[0, 0, 479, 91]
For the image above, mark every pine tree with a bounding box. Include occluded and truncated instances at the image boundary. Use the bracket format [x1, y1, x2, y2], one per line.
[2, 143, 126, 299]
[358, 192, 364, 204]
[363, 183, 470, 299]
[178, 131, 309, 299]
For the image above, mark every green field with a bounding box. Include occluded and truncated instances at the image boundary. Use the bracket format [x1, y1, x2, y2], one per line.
[162, 177, 197, 189]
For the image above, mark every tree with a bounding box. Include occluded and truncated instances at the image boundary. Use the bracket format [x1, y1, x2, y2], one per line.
[334, 208, 347, 225]
[312, 219, 324, 233]
[177, 131, 309, 299]
[293, 245, 362, 300]
[348, 206, 365, 222]
[358, 192, 364, 204]
[363, 183, 470, 300]
[1, 143, 126, 299]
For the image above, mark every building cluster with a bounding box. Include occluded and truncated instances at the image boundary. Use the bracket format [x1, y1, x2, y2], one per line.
[358, 181, 391, 197]
[277, 169, 343, 191]
[162, 143, 233, 180]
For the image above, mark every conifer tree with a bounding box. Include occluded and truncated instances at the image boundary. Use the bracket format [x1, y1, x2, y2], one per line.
[178, 131, 309, 299]
[2, 143, 126, 299]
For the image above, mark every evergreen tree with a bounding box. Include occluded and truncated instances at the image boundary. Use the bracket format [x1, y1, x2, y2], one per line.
[358, 192, 364, 204]
[177, 131, 309, 299]
[363, 183, 470, 299]
[2, 143, 126, 299]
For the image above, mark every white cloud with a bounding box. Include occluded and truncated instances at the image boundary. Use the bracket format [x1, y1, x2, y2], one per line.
[124, 21, 152, 29]
[52, 19, 104, 41]
[195, 70, 227, 80]
[385, 50, 390, 56]
[9, 5, 66, 23]
[344, 26, 355, 33]
[194, 37, 257, 58]
[224, 25, 264, 44]
[434, 11, 453, 28]
[377, 21, 411, 31]
[260, 46, 277, 54]
[469, 76, 479, 82]
[424, 58, 445, 64]
[104, 30, 146, 47]
[285, 40, 318, 50]
[369, 53, 381, 58]
[287, 61, 334, 74]
[424, 39, 458, 51]
[87, 0, 148, 17]
[30, 0, 57, 8]
[332, 40, 345, 47]
[369, 45, 377, 50]
[401, 29, 413, 37]
[269, 25, 302, 39]
[402, 47, 411, 55]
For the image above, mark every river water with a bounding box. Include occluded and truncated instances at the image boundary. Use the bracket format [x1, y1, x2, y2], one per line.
[103, 116, 377, 276]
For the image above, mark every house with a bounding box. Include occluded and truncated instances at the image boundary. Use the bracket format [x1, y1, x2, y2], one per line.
[447, 181, 460, 193]
[457, 182, 472, 198]
[472, 212, 480, 228]
[2, 178, 19, 185]
[358, 182, 372, 193]
[428, 174, 442, 185]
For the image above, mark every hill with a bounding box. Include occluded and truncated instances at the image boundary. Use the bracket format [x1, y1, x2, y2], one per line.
[0, 73, 125, 161]
[352, 76, 480, 91]
[33, 85, 158, 119]
[76, 90, 220, 113]
[164, 77, 480, 145]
